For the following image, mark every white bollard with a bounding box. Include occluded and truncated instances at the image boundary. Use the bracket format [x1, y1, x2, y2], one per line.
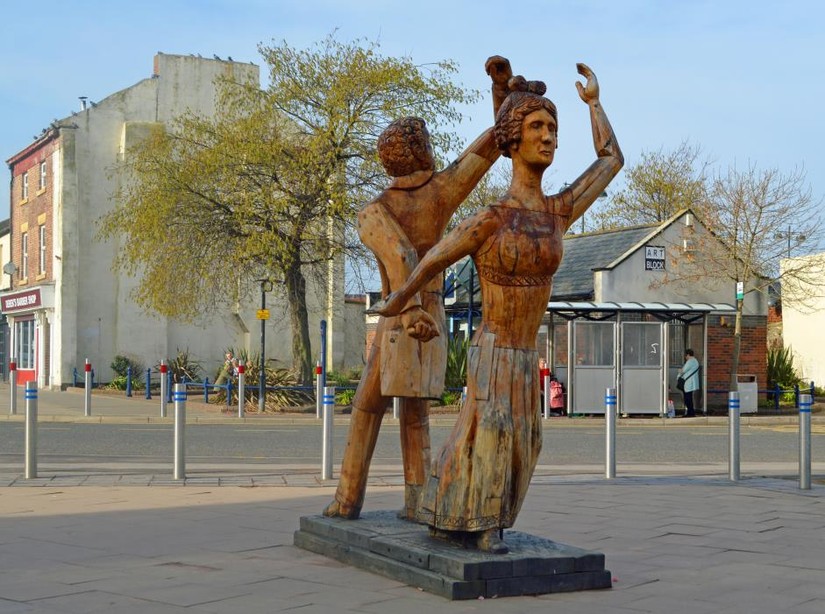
[237, 361, 245, 418]
[9, 359, 17, 415]
[84, 358, 92, 416]
[605, 387, 617, 479]
[729, 391, 740, 481]
[315, 361, 323, 419]
[322, 386, 335, 480]
[25, 382, 38, 479]
[173, 384, 186, 480]
[393, 396, 401, 420]
[543, 374, 551, 419]
[800, 393, 812, 490]
[159, 360, 168, 418]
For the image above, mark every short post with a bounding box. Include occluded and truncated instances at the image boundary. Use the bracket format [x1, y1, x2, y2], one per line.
[393, 396, 401, 420]
[605, 387, 617, 479]
[159, 360, 168, 418]
[237, 361, 245, 418]
[145, 368, 152, 400]
[173, 383, 186, 480]
[25, 382, 38, 479]
[203, 377, 210, 403]
[226, 380, 233, 407]
[315, 360, 323, 419]
[84, 358, 92, 416]
[543, 373, 551, 419]
[799, 393, 812, 490]
[728, 391, 741, 481]
[774, 383, 781, 412]
[322, 385, 335, 480]
[126, 366, 133, 397]
[9, 360, 17, 415]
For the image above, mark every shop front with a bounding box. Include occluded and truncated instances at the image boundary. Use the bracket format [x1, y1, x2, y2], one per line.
[0, 285, 54, 387]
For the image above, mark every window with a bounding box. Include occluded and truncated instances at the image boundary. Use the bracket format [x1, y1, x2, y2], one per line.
[15, 319, 35, 369]
[39, 161, 47, 190]
[21, 232, 28, 279]
[39, 225, 46, 275]
[21, 172, 28, 201]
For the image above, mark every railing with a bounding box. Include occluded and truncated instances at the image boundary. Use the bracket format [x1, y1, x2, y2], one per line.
[705, 381, 817, 413]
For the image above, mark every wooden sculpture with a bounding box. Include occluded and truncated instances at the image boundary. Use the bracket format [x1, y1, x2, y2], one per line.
[372, 63, 624, 553]
[323, 56, 515, 521]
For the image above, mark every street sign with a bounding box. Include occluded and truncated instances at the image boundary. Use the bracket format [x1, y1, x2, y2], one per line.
[256, 309, 270, 320]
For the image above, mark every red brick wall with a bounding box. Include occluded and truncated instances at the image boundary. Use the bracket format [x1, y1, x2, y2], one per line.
[9, 135, 58, 288]
[706, 314, 768, 395]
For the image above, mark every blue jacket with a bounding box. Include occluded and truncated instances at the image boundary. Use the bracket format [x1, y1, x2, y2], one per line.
[680, 357, 700, 393]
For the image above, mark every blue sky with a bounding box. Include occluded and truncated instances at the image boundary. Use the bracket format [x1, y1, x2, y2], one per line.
[2, 0, 824, 227]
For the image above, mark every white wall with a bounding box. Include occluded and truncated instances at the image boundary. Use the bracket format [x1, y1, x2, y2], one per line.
[53, 54, 348, 384]
[781, 252, 825, 385]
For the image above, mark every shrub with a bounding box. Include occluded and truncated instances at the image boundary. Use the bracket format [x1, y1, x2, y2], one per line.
[335, 388, 357, 406]
[164, 348, 202, 383]
[445, 336, 468, 389]
[111, 354, 145, 378]
[767, 346, 802, 390]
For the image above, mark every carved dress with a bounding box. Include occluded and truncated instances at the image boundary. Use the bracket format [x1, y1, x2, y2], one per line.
[418, 192, 572, 532]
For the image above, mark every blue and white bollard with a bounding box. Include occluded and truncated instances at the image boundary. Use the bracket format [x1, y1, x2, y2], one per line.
[173, 384, 186, 480]
[729, 391, 740, 481]
[25, 382, 38, 479]
[799, 393, 812, 490]
[322, 386, 335, 480]
[605, 387, 617, 479]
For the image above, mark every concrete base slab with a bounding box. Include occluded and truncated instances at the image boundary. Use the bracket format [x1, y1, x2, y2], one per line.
[294, 510, 611, 600]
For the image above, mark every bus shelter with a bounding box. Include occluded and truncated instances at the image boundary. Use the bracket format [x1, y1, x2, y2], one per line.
[539, 302, 736, 416]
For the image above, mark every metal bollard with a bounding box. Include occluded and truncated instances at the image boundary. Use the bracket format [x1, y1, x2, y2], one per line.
[25, 382, 38, 479]
[605, 387, 617, 479]
[799, 393, 812, 490]
[322, 386, 335, 480]
[393, 396, 401, 420]
[83, 358, 92, 416]
[126, 366, 132, 397]
[9, 359, 17, 415]
[173, 384, 186, 480]
[315, 361, 323, 419]
[729, 391, 740, 481]
[237, 362, 245, 418]
[543, 373, 551, 419]
[159, 360, 168, 418]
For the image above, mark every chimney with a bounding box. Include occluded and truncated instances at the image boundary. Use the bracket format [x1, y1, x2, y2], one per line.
[79, 96, 88, 111]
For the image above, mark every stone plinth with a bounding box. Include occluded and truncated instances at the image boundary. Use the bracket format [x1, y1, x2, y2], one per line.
[294, 510, 611, 600]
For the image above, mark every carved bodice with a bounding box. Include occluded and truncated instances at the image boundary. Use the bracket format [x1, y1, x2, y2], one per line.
[472, 193, 572, 348]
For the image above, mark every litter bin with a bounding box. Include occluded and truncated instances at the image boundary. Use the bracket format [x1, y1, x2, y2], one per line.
[737, 374, 758, 413]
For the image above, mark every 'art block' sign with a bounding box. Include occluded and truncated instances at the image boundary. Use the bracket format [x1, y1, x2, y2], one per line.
[645, 246, 665, 271]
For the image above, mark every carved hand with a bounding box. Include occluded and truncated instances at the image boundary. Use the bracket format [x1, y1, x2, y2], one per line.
[485, 55, 513, 114]
[575, 63, 600, 104]
[401, 307, 440, 342]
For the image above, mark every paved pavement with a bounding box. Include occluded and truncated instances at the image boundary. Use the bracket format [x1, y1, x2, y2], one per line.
[2, 383, 825, 612]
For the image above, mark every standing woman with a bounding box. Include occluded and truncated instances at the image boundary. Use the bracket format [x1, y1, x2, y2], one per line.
[679, 349, 701, 417]
[373, 63, 623, 553]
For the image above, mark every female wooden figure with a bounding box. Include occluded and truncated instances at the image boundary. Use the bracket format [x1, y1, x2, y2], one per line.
[372, 63, 623, 553]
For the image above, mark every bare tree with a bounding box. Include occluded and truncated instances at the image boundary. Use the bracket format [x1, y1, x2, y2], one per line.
[658, 164, 823, 387]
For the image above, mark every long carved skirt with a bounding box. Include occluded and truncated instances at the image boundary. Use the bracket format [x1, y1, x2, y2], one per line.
[418, 333, 542, 532]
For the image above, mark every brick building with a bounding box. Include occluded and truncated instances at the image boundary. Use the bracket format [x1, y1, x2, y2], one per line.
[441, 209, 767, 414]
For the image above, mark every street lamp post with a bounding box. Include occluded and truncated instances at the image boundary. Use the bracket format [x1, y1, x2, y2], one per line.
[256, 279, 273, 412]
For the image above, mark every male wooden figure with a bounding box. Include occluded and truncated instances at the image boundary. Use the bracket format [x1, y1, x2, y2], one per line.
[323, 56, 516, 520]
